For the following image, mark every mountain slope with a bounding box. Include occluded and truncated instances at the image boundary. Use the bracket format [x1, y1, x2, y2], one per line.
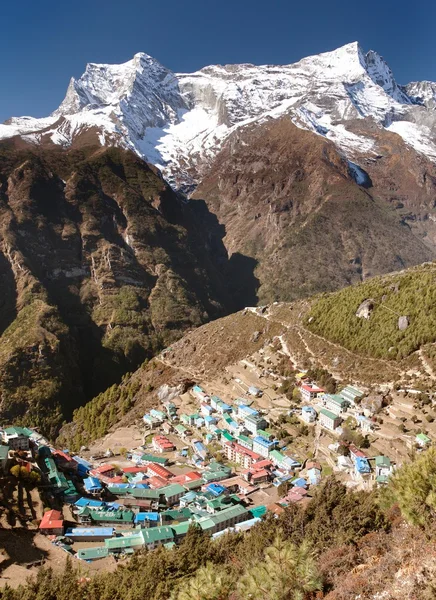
[190, 117, 435, 303]
[0, 142, 231, 436]
[2, 42, 436, 191]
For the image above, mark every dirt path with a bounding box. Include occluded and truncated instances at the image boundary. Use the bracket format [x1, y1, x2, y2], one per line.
[417, 349, 436, 381]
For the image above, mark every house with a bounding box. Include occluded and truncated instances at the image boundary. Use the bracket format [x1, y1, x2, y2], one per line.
[147, 463, 173, 480]
[150, 409, 166, 422]
[134, 512, 160, 527]
[248, 386, 262, 398]
[175, 424, 190, 439]
[198, 504, 249, 534]
[152, 435, 175, 453]
[349, 444, 368, 464]
[77, 546, 109, 561]
[2, 427, 31, 451]
[300, 384, 325, 403]
[216, 401, 232, 414]
[0, 446, 9, 472]
[375, 456, 392, 484]
[301, 406, 317, 423]
[204, 415, 218, 430]
[244, 414, 268, 435]
[91, 464, 117, 479]
[181, 414, 199, 427]
[143, 414, 160, 428]
[139, 454, 169, 466]
[340, 385, 365, 406]
[192, 385, 209, 402]
[220, 431, 235, 445]
[356, 414, 374, 433]
[210, 395, 223, 410]
[307, 467, 322, 485]
[224, 441, 262, 469]
[236, 434, 253, 450]
[192, 440, 208, 460]
[162, 422, 173, 435]
[83, 476, 103, 495]
[269, 449, 300, 471]
[319, 409, 342, 431]
[355, 456, 371, 475]
[237, 405, 259, 419]
[200, 403, 215, 417]
[416, 433, 431, 448]
[161, 483, 185, 506]
[323, 394, 349, 415]
[72, 456, 92, 477]
[39, 509, 64, 535]
[252, 435, 277, 458]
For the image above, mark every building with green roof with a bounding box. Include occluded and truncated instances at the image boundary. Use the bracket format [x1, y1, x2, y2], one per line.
[77, 546, 109, 561]
[318, 409, 342, 431]
[198, 504, 248, 534]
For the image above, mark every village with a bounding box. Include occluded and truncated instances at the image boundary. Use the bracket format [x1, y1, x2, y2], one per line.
[1, 324, 435, 570]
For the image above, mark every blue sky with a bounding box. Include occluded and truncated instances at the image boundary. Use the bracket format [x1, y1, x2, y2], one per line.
[1, 0, 434, 122]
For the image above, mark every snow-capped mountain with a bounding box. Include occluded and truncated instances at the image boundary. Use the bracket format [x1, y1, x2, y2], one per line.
[1, 41, 436, 190]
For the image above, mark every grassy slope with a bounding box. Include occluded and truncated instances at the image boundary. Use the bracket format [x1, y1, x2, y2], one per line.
[306, 262, 436, 360]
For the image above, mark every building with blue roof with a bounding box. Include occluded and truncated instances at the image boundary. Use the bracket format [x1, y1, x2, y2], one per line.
[72, 456, 92, 477]
[75, 497, 104, 508]
[134, 512, 160, 525]
[253, 435, 277, 458]
[237, 405, 259, 419]
[206, 483, 226, 497]
[193, 441, 208, 459]
[204, 416, 218, 430]
[292, 478, 307, 488]
[301, 406, 317, 423]
[355, 457, 371, 475]
[84, 477, 103, 495]
[65, 527, 114, 541]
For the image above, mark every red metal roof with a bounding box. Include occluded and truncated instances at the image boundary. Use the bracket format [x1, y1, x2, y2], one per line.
[147, 463, 173, 479]
[39, 509, 64, 530]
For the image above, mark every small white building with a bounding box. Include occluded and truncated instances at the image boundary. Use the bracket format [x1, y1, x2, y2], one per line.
[300, 384, 325, 404]
[301, 406, 317, 423]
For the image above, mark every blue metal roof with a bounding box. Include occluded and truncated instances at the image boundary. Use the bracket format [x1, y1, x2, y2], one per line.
[72, 456, 92, 469]
[75, 497, 104, 508]
[355, 457, 371, 473]
[292, 478, 307, 488]
[84, 477, 102, 491]
[253, 436, 275, 447]
[134, 512, 160, 523]
[66, 527, 114, 537]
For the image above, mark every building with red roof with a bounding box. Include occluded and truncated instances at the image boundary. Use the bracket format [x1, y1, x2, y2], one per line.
[39, 509, 64, 535]
[224, 442, 262, 469]
[152, 435, 175, 453]
[146, 463, 173, 480]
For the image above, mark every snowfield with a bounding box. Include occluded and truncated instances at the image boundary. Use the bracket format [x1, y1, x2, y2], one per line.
[2, 42, 436, 189]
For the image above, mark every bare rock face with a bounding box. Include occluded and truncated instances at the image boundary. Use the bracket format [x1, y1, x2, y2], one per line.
[191, 118, 434, 305]
[356, 299, 375, 319]
[398, 316, 409, 330]
[0, 143, 231, 436]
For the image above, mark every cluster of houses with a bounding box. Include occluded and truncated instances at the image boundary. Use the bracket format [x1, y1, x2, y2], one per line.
[2, 369, 433, 563]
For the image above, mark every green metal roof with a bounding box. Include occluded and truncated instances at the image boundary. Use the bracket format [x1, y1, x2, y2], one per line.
[269, 449, 284, 462]
[416, 433, 431, 443]
[199, 504, 248, 530]
[140, 454, 168, 465]
[78, 546, 109, 560]
[141, 526, 174, 544]
[250, 505, 267, 519]
[161, 483, 185, 498]
[182, 478, 205, 490]
[319, 408, 341, 421]
[105, 534, 144, 550]
[171, 521, 191, 536]
[375, 456, 391, 467]
[4, 426, 32, 437]
[221, 431, 234, 442]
